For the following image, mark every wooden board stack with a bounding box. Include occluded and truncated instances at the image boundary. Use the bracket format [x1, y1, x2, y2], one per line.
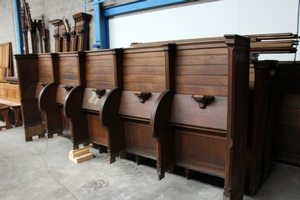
[69, 144, 94, 163]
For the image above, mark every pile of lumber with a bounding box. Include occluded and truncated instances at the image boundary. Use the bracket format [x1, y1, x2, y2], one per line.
[69, 144, 94, 163]
[131, 32, 299, 54]
[247, 32, 299, 54]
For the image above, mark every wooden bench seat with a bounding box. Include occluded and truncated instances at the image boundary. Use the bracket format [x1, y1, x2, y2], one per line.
[0, 82, 22, 130]
[64, 49, 123, 151]
[107, 44, 176, 180]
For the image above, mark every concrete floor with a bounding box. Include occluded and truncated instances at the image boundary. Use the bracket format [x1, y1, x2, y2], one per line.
[0, 126, 300, 200]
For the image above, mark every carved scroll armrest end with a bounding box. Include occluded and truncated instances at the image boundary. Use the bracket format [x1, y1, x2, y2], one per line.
[63, 85, 73, 92]
[134, 91, 151, 103]
[92, 88, 106, 99]
[192, 95, 214, 109]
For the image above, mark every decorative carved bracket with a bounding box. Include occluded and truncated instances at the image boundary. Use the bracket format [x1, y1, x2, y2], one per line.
[92, 89, 106, 99]
[192, 95, 214, 109]
[63, 85, 73, 92]
[134, 91, 151, 103]
[40, 82, 48, 87]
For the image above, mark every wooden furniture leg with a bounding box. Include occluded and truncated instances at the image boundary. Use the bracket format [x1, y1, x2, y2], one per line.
[0, 104, 13, 130]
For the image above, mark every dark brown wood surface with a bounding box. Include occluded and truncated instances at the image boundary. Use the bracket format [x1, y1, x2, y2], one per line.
[272, 61, 300, 166]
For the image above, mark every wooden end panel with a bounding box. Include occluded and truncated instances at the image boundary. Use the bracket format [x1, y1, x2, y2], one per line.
[170, 94, 227, 130]
[119, 91, 160, 119]
[85, 53, 115, 89]
[175, 48, 228, 96]
[123, 50, 166, 92]
[175, 129, 226, 177]
[124, 120, 156, 159]
[87, 114, 108, 146]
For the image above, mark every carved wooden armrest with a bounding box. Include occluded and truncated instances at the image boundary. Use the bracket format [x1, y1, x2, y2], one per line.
[192, 95, 214, 109]
[63, 85, 73, 92]
[92, 88, 106, 98]
[40, 82, 48, 87]
[134, 91, 151, 103]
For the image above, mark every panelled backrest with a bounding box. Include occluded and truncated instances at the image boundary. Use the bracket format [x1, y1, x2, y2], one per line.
[85, 50, 116, 89]
[56, 52, 85, 104]
[174, 42, 228, 97]
[171, 40, 229, 130]
[123, 46, 167, 92]
[58, 53, 81, 86]
[35, 54, 58, 98]
[82, 50, 118, 111]
[37, 54, 56, 84]
[119, 46, 170, 119]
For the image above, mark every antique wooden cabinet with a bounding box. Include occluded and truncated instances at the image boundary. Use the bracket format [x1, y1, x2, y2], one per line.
[39, 52, 85, 138]
[169, 35, 250, 199]
[15, 53, 59, 141]
[106, 44, 176, 179]
[64, 49, 123, 150]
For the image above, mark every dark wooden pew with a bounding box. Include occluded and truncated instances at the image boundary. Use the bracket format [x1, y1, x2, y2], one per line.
[15, 53, 59, 141]
[107, 44, 176, 179]
[64, 49, 123, 150]
[169, 35, 250, 200]
[39, 51, 85, 138]
[246, 60, 278, 195]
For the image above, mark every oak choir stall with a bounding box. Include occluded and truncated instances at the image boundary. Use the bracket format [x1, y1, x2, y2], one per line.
[14, 32, 300, 200]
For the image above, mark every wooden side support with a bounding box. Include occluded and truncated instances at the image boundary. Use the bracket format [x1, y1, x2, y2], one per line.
[15, 53, 60, 141]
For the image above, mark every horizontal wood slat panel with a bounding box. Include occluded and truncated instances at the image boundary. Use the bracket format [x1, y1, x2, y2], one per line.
[123, 56, 165, 67]
[176, 48, 228, 56]
[86, 74, 114, 82]
[175, 65, 228, 75]
[123, 82, 166, 92]
[176, 54, 228, 65]
[86, 81, 115, 89]
[175, 75, 228, 86]
[124, 75, 165, 84]
[59, 79, 79, 86]
[85, 59, 114, 68]
[86, 66, 114, 74]
[39, 77, 53, 83]
[59, 66, 78, 73]
[175, 85, 227, 96]
[123, 66, 165, 75]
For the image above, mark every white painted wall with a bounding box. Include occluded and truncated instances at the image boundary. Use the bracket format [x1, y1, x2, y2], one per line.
[109, 0, 300, 61]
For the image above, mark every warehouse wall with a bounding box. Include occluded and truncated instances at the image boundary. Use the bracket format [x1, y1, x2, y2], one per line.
[0, 0, 18, 56]
[108, 0, 300, 61]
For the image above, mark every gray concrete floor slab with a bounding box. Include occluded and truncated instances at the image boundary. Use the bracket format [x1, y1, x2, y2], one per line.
[0, 126, 299, 200]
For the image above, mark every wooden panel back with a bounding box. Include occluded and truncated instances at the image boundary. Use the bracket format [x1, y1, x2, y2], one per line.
[123, 47, 167, 92]
[37, 54, 56, 84]
[57, 52, 82, 86]
[174, 45, 228, 97]
[85, 51, 115, 89]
